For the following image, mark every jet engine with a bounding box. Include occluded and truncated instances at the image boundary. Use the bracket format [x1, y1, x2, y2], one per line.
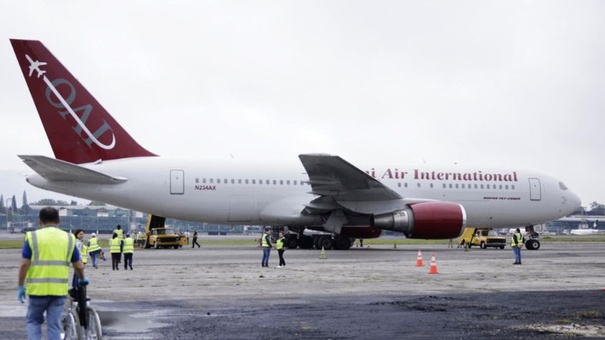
[373, 201, 466, 239]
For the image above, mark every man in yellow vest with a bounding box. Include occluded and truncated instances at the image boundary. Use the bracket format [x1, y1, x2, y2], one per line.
[110, 232, 124, 271]
[18, 207, 88, 340]
[123, 233, 135, 270]
[261, 229, 273, 267]
[511, 228, 525, 265]
[87, 233, 101, 268]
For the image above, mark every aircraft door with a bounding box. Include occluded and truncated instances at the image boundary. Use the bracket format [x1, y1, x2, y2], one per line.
[170, 170, 185, 195]
[528, 178, 541, 201]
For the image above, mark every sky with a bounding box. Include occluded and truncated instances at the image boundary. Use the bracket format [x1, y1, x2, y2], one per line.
[0, 1, 603, 207]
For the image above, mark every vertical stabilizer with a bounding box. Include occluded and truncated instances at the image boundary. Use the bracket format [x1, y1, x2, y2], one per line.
[10, 39, 156, 164]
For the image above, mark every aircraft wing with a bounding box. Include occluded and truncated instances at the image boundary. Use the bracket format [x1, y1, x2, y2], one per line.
[19, 155, 127, 184]
[299, 154, 406, 215]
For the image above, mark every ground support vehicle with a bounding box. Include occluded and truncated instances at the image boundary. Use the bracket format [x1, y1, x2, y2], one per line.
[143, 214, 187, 249]
[278, 228, 355, 250]
[62, 284, 102, 340]
[458, 228, 507, 249]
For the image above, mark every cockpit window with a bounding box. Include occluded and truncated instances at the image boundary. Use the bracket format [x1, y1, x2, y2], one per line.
[559, 182, 568, 190]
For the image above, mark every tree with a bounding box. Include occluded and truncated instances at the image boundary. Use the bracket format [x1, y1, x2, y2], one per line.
[88, 201, 107, 206]
[20, 191, 31, 214]
[11, 195, 17, 212]
[587, 201, 605, 215]
[32, 198, 69, 206]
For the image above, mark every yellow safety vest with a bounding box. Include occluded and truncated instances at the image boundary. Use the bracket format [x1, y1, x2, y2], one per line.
[81, 243, 88, 264]
[276, 237, 285, 250]
[114, 229, 124, 239]
[261, 234, 270, 247]
[511, 232, 524, 247]
[123, 237, 134, 253]
[110, 238, 122, 253]
[25, 227, 75, 296]
[88, 237, 100, 252]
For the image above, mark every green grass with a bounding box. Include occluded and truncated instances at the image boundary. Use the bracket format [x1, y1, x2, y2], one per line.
[2, 234, 604, 249]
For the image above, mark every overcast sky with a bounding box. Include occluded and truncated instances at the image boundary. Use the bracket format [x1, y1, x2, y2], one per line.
[0, 1, 603, 207]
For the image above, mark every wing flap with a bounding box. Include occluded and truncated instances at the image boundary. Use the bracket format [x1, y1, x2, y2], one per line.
[299, 154, 401, 201]
[19, 155, 127, 184]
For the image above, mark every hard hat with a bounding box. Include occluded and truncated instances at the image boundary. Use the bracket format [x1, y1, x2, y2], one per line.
[91, 233, 96, 237]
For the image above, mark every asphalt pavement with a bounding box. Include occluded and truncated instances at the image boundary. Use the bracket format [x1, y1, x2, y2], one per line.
[0, 237, 604, 339]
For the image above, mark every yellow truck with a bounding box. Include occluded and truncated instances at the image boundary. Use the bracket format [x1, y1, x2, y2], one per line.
[144, 214, 188, 249]
[458, 228, 506, 249]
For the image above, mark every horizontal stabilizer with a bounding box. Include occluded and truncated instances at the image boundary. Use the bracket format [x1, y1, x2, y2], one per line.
[19, 155, 127, 184]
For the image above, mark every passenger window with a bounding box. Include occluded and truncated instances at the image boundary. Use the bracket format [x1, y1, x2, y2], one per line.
[217, 179, 221, 184]
[287, 180, 290, 185]
[210, 179, 214, 184]
[252, 179, 256, 184]
[202, 178, 207, 184]
[231, 179, 235, 184]
[273, 180, 277, 185]
[417, 183, 421, 188]
[280, 180, 283, 185]
[430, 183, 433, 188]
[245, 179, 249, 184]
[238, 179, 242, 184]
[224, 179, 228, 184]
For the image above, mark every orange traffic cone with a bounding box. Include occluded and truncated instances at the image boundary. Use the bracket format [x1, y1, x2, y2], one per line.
[428, 254, 439, 274]
[415, 249, 425, 267]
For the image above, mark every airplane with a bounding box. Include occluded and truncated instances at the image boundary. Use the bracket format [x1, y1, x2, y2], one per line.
[9, 39, 582, 250]
[25, 54, 47, 78]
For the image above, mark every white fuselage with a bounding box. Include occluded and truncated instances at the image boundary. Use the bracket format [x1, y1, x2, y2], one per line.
[24, 156, 581, 229]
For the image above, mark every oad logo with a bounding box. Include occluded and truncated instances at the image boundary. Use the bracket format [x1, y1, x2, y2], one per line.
[26, 54, 116, 150]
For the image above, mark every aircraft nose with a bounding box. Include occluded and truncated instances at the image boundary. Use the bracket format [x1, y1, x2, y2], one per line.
[566, 191, 582, 214]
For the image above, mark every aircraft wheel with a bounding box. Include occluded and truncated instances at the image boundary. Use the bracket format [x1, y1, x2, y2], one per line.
[299, 236, 314, 249]
[286, 235, 299, 249]
[317, 236, 333, 250]
[334, 236, 352, 250]
[525, 239, 540, 250]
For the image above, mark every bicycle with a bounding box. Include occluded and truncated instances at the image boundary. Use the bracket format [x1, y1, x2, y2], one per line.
[62, 284, 102, 340]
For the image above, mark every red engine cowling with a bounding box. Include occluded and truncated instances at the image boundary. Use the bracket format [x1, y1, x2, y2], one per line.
[373, 201, 466, 239]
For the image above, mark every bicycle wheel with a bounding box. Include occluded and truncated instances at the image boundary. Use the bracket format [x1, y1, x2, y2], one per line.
[63, 309, 82, 340]
[83, 306, 103, 340]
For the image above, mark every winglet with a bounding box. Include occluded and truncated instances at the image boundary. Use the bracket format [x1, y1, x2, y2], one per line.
[10, 39, 157, 164]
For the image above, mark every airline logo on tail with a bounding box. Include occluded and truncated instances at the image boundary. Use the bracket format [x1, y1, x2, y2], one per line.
[23, 53, 116, 150]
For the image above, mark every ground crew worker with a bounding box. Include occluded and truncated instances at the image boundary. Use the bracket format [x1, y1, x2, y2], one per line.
[113, 224, 124, 239]
[110, 233, 123, 270]
[87, 233, 101, 268]
[511, 228, 525, 265]
[276, 231, 286, 268]
[18, 207, 88, 340]
[72, 229, 88, 289]
[123, 234, 135, 270]
[261, 229, 273, 267]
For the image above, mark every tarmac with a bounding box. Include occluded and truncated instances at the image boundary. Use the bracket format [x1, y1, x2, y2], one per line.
[0, 236, 604, 339]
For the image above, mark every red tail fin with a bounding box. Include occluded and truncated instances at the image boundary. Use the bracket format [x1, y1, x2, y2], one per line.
[10, 39, 156, 164]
